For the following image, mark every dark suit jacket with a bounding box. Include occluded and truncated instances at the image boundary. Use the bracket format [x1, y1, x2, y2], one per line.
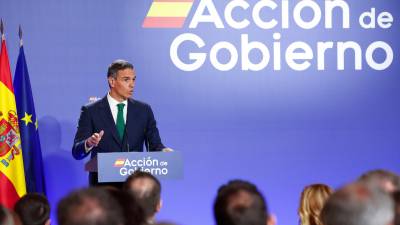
[72, 96, 165, 185]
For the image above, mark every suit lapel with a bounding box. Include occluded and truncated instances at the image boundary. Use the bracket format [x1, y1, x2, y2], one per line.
[99, 97, 122, 147]
[123, 99, 138, 150]
[122, 98, 135, 151]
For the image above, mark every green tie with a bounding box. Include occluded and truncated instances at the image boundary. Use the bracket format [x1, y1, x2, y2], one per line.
[116, 103, 125, 140]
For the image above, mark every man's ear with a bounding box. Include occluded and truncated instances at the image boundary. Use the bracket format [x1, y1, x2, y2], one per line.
[267, 214, 277, 225]
[156, 199, 163, 212]
[108, 77, 115, 88]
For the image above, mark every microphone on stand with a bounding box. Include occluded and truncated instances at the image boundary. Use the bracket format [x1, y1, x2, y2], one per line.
[144, 129, 150, 152]
[125, 126, 130, 152]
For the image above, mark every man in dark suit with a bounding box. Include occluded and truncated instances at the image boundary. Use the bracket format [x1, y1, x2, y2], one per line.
[72, 59, 171, 186]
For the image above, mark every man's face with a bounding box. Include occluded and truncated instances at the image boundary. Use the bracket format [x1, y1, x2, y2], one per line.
[109, 68, 136, 101]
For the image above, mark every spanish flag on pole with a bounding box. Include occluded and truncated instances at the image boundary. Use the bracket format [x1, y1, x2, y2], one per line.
[0, 20, 27, 209]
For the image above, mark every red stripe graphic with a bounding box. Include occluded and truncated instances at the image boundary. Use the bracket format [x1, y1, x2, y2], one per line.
[143, 17, 186, 28]
[0, 172, 20, 209]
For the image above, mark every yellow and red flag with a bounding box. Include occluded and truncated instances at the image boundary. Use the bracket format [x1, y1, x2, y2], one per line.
[143, 0, 194, 28]
[0, 33, 27, 208]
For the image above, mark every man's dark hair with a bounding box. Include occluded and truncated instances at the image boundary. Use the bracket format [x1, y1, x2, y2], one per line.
[123, 171, 161, 219]
[14, 193, 50, 225]
[57, 187, 124, 225]
[107, 59, 134, 78]
[213, 180, 269, 225]
[359, 169, 400, 192]
[103, 186, 146, 225]
[156, 222, 178, 225]
[321, 182, 394, 225]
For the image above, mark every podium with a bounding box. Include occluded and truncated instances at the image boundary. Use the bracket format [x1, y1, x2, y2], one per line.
[85, 151, 183, 183]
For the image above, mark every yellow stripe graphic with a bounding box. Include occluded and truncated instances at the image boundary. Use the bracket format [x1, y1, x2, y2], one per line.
[147, 2, 193, 17]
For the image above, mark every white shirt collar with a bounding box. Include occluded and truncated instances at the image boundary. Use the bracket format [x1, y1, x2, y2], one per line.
[107, 92, 128, 123]
[107, 92, 128, 106]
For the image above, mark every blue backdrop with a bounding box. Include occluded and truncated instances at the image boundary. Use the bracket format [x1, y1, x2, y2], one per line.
[1, 1, 399, 225]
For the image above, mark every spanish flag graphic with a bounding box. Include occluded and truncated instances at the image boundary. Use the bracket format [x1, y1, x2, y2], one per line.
[114, 158, 126, 167]
[0, 30, 27, 208]
[143, 0, 194, 28]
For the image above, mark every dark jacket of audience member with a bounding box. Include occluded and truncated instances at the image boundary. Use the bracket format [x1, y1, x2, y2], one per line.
[213, 180, 275, 225]
[321, 182, 394, 225]
[14, 193, 50, 225]
[57, 188, 124, 225]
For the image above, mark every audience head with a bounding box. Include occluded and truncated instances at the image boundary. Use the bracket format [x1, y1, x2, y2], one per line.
[213, 179, 275, 225]
[359, 169, 400, 192]
[321, 182, 394, 225]
[393, 191, 400, 225]
[298, 183, 333, 225]
[103, 186, 146, 225]
[0, 205, 22, 225]
[57, 187, 124, 225]
[123, 171, 162, 222]
[14, 193, 50, 225]
[155, 222, 178, 225]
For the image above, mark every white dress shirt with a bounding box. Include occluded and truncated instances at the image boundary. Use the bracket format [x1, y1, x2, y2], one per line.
[107, 92, 128, 124]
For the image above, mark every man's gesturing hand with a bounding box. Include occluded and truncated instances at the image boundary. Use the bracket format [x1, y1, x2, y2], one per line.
[85, 130, 104, 149]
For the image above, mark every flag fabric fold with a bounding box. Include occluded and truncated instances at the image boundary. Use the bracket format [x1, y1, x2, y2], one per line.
[0, 36, 27, 208]
[14, 45, 46, 195]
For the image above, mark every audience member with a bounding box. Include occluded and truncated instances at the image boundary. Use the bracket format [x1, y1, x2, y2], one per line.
[14, 193, 50, 225]
[359, 169, 400, 192]
[0, 205, 22, 225]
[393, 191, 400, 225]
[321, 182, 394, 225]
[57, 187, 124, 225]
[103, 186, 146, 225]
[155, 222, 178, 225]
[123, 171, 162, 224]
[213, 180, 275, 225]
[298, 184, 333, 225]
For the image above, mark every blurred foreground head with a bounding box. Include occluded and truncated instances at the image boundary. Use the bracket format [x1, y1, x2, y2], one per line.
[14, 193, 50, 225]
[0, 205, 22, 225]
[103, 186, 146, 225]
[321, 182, 394, 225]
[57, 187, 124, 225]
[124, 171, 162, 223]
[214, 180, 275, 225]
[393, 191, 400, 225]
[359, 169, 400, 193]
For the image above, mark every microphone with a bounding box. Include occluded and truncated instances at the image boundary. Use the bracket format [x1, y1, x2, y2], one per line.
[144, 129, 150, 152]
[146, 137, 150, 152]
[125, 126, 130, 152]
